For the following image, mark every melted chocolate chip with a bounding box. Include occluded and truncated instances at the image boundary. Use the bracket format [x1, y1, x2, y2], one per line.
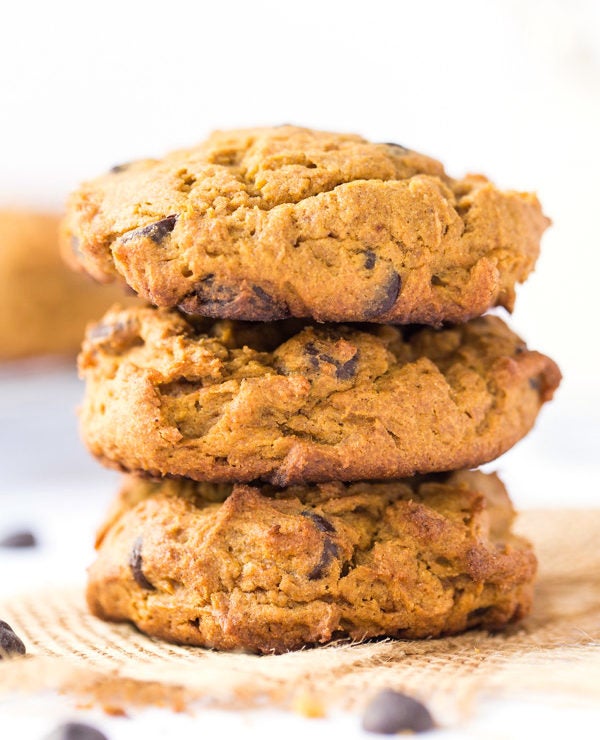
[361, 271, 401, 319]
[468, 606, 492, 620]
[304, 343, 321, 370]
[303, 343, 360, 380]
[44, 722, 108, 740]
[0, 620, 26, 658]
[0, 530, 36, 548]
[363, 250, 377, 270]
[308, 539, 339, 580]
[179, 277, 290, 320]
[109, 162, 131, 174]
[129, 537, 155, 591]
[121, 214, 178, 245]
[335, 353, 359, 380]
[384, 142, 409, 152]
[301, 510, 336, 534]
[529, 377, 541, 391]
[431, 274, 445, 286]
[362, 689, 435, 734]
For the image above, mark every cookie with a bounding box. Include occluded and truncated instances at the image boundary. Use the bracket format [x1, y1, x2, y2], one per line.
[78, 306, 561, 485]
[62, 126, 548, 324]
[87, 470, 537, 653]
[0, 210, 137, 361]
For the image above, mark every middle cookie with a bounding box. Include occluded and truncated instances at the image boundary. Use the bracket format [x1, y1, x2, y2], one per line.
[79, 306, 560, 485]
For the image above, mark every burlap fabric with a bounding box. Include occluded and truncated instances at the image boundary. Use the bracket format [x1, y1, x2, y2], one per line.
[1, 509, 599, 719]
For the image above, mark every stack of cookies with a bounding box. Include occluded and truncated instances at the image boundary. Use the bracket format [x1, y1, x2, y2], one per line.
[62, 127, 561, 653]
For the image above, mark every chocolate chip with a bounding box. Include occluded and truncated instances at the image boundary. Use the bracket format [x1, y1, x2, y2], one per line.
[44, 722, 108, 740]
[363, 250, 377, 270]
[362, 689, 435, 734]
[0, 530, 36, 548]
[129, 537, 155, 591]
[335, 353, 359, 380]
[0, 620, 26, 658]
[179, 277, 290, 320]
[529, 377, 541, 391]
[384, 142, 409, 152]
[468, 606, 492, 620]
[361, 271, 401, 319]
[301, 510, 336, 534]
[431, 275, 445, 286]
[109, 162, 131, 174]
[120, 214, 178, 245]
[303, 343, 360, 380]
[308, 539, 339, 580]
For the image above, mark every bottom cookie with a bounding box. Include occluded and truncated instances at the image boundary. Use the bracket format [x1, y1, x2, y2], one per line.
[87, 471, 536, 654]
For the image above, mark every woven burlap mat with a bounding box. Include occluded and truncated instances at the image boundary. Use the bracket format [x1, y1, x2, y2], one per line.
[1, 509, 599, 718]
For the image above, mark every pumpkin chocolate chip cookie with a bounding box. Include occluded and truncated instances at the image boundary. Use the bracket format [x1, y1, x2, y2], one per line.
[78, 305, 561, 485]
[62, 126, 548, 324]
[0, 210, 137, 361]
[87, 470, 537, 654]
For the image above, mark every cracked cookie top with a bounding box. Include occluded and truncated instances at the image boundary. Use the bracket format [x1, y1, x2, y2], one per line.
[62, 126, 549, 324]
[78, 306, 561, 484]
[88, 470, 537, 653]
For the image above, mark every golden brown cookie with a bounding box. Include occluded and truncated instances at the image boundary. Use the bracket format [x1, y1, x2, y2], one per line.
[0, 210, 137, 361]
[87, 470, 537, 654]
[62, 126, 548, 324]
[78, 306, 561, 485]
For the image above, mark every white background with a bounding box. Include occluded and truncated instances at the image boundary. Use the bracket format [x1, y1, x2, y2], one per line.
[1, 1, 599, 737]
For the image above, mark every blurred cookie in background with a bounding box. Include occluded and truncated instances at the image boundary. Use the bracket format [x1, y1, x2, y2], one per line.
[0, 210, 138, 361]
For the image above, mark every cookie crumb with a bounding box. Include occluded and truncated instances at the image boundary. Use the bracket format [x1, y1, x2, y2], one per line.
[291, 689, 326, 718]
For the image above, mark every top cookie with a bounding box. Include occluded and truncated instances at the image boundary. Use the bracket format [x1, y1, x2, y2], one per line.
[62, 126, 548, 324]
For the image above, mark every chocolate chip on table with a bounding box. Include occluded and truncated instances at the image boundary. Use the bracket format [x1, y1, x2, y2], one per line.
[120, 214, 178, 245]
[129, 537, 155, 591]
[362, 689, 435, 734]
[0, 620, 26, 658]
[0, 530, 36, 548]
[44, 722, 108, 740]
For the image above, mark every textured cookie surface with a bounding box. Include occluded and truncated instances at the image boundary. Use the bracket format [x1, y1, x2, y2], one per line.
[0, 210, 137, 360]
[87, 470, 537, 653]
[63, 126, 548, 324]
[79, 306, 561, 484]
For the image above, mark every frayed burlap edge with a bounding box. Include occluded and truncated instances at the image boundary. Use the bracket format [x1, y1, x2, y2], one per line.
[1, 509, 599, 720]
